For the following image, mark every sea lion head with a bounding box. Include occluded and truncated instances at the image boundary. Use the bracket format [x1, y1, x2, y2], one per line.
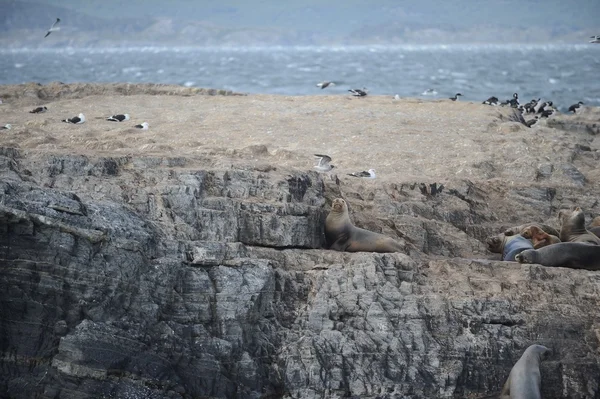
[486, 234, 506, 254]
[590, 216, 600, 228]
[331, 198, 348, 214]
[558, 206, 585, 228]
[515, 249, 538, 264]
[524, 344, 550, 360]
[521, 226, 535, 239]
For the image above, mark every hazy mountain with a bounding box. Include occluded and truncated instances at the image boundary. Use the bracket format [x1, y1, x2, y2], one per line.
[1, 0, 597, 46]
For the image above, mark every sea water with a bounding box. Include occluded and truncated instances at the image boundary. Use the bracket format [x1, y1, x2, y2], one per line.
[1, 44, 598, 111]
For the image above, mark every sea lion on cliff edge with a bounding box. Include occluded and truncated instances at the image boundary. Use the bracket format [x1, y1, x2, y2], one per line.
[558, 207, 600, 244]
[504, 223, 559, 238]
[500, 344, 549, 399]
[520, 225, 561, 249]
[515, 243, 600, 270]
[325, 198, 404, 253]
[486, 233, 534, 261]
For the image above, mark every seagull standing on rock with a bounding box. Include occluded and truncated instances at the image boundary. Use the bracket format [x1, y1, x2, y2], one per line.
[45, 18, 61, 38]
[314, 154, 335, 172]
[348, 169, 376, 179]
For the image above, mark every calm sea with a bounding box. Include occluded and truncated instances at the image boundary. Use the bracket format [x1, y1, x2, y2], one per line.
[1, 44, 598, 111]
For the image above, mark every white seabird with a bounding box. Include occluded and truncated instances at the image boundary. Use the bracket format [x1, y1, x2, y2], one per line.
[62, 113, 85, 124]
[348, 169, 376, 179]
[590, 35, 600, 44]
[29, 106, 48, 113]
[106, 113, 130, 122]
[316, 81, 335, 89]
[314, 154, 334, 172]
[45, 18, 61, 38]
[1, 124, 12, 130]
[134, 122, 149, 130]
[449, 93, 463, 101]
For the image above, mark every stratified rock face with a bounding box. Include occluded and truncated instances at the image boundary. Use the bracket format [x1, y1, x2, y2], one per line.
[1, 146, 599, 399]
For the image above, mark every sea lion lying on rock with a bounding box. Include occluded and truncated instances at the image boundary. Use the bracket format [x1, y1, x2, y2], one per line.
[504, 223, 559, 238]
[515, 243, 600, 270]
[558, 207, 600, 244]
[520, 225, 561, 249]
[500, 344, 549, 399]
[486, 234, 534, 261]
[325, 198, 404, 253]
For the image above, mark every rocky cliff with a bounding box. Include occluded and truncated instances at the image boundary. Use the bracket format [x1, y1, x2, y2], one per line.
[0, 85, 599, 398]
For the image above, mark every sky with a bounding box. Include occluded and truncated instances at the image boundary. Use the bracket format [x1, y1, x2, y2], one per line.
[7, 0, 600, 35]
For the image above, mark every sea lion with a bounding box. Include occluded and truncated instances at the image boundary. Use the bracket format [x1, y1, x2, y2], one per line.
[520, 225, 561, 249]
[486, 233, 534, 261]
[500, 344, 549, 399]
[558, 207, 600, 244]
[589, 216, 600, 238]
[515, 243, 600, 270]
[504, 223, 559, 238]
[325, 198, 404, 253]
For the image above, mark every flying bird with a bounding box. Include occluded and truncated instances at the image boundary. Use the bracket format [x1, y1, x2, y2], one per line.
[314, 154, 334, 172]
[45, 18, 61, 38]
[106, 114, 130, 122]
[316, 81, 335, 89]
[62, 113, 85, 124]
[134, 122, 149, 130]
[29, 106, 48, 113]
[348, 88, 368, 97]
[348, 169, 376, 179]
[590, 35, 600, 44]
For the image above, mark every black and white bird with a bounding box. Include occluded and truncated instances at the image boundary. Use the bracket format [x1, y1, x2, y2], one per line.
[316, 81, 335, 89]
[422, 88, 438, 96]
[523, 98, 539, 113]
[29, 106, 48, 114]
[482, 96, 499, 105]
[540, 109, 555, 118]
[1, 124, 12, 130]
[449, 93, 463, 101]
[508, 93, 519, 108]
[568, 101, 584, 113]
[348, 88, 368, 97]
[45, 18, 61, 38]
[62, 113, 85, 124]
[525, 116, 539, 127]
[314, 154, 334, 172]
[134, 122, 149, 130]
[536, 101, 553, 114]
[348, 169, 376, 179]
[590, 35, 600, 44]
[106, 113, 130, 122]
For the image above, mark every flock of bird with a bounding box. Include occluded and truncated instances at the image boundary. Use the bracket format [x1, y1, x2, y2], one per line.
[0, 105, 149, 131]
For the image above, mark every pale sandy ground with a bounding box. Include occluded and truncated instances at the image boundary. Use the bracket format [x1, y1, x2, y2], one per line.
[0, 83, 599, 188]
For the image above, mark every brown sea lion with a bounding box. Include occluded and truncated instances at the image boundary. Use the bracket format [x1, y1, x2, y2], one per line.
[486, 233, 534, 261]
[558, 207, 600, 244]
[325, 198, 404, 253]
[521, 225, 561, 249]
[515, 243, 600, 270]
[500, 344, 549, 399]
[504, 223, 559, 238]
[589, 216, 600, 238]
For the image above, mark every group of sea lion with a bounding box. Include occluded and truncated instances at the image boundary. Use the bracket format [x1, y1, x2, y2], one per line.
[324, 199, 559, 397]
[486, 207, 600, 270]
[325, 199, 600, 271]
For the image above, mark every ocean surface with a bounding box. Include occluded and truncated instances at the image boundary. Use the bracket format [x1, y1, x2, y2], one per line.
[1, 44, 599, 111]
